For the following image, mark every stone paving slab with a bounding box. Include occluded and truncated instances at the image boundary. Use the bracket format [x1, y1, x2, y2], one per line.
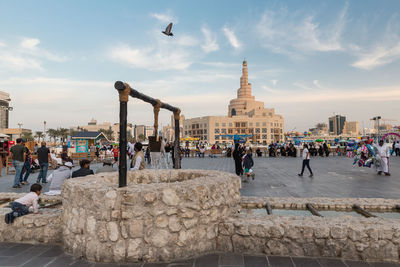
[1, 157, 399, 199]
[0, 244, 398, 267]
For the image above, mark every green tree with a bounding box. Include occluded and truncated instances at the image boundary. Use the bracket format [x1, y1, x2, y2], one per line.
[69, 128, 78, 137]
[58, 128, 69, 142]
[100, 127, 114, 140]
[47, 129, 58, 143]
[21, 132, 34, 141]
[138, 134, 145, 142]
[35, 131, 44, 142]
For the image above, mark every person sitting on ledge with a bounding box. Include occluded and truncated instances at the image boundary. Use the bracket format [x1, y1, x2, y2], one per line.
[72, 159, 94, 178]
[5, 183, 42, 224]
[131, 142, 146, 170]
[96, 158, 115, 174]
[45, 161, 73, 195]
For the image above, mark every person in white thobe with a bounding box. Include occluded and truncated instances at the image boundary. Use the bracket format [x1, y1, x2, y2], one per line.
[375, 140, 391, 176]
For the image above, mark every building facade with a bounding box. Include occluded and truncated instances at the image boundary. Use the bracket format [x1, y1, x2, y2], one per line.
[74, 119, 133, 141]
[329, 115, 346, 135]
[343, 121, 359, 136]
[182, 60, 284, 145]
[0, 91, 11, 129]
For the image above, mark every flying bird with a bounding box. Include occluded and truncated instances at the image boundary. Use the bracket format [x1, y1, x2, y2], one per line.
[162, 23, 174, 36]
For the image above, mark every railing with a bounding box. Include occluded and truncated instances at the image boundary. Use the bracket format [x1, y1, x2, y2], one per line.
[115, 81, 181, 187]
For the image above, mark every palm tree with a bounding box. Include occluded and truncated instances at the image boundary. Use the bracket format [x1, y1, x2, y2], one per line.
[69, 128, 78, 137]
[58, 128, 69, 142]
[35, 131, 44, 142]
[21, 132, 34, 141]
[47, 129, 58, 143]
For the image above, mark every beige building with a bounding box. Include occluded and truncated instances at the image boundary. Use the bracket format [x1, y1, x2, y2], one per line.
[343, 121, 359, 136]
[0, 91, 11, 129]
[134, 125, 154, 140]
[182, 60, 284, 145]
[74, 119, 133, 141]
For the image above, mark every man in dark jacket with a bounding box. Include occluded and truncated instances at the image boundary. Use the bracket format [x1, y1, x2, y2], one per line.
[72, 159, 94, 178]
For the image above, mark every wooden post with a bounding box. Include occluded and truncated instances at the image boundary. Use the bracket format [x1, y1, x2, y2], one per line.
[115, 82, 130, 187]
[174, 109, 181, 169]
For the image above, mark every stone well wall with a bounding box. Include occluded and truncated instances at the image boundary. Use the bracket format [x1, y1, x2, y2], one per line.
[61, 169, 241, 263]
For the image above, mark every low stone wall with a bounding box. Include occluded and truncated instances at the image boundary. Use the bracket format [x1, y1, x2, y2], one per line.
[0, 193, 62, 244]
[217, 214, 400, 262]
[61, 169, 241, 263]
[241, 196, 399, 211]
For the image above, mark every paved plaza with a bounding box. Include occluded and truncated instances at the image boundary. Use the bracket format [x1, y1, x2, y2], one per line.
[0, 156, 399, 198]
[0, 243, 398, 267]
[0, 157, 399, 267]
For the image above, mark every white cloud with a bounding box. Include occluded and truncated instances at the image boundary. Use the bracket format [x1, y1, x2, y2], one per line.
[0, 38, 67, 72]
[0, 41, 6, 47]
[201, 27, 219, 52]
[0, 53, 42, 71]
[109, 44, 193, 71]
[20, 38, 40, 50]
[271, 79, 278, 86]
[256, 4, 347, 55]
[351, 42, 400, 70]
[222, 26, 241, 49]
[175, 35, 198, 47]
[150, 12, 176, 24]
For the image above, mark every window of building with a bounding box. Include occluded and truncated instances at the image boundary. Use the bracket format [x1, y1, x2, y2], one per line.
[241, 122, 246, 127]
[204, 129, 207, 134]
[241, 129, 246, 133]
[271, 123, 273, 126]
[262, 122, 266, 126]
[215, 135, 220, 140]
[221, 129, 226, 133]
[235, 122, 240, 128]
[184, 131, 187, 135]
[262, 135, 267, 139]
[262, 128, 267, 133]
[271, 135, 274, 139]
[256, 122, 259, 126]
[215, 129, 220, 134]
[229, 123, 232, 127]
[222, 123, 226, 127]
[280, 129, 283, 133]
[228, 129, 233, 134]
[249, 122, 253, 126]
[255, 128, 260, 133]
[249, 128, 254, 133]
[271, 129, 273, 133]
[215, 123, 219, 127]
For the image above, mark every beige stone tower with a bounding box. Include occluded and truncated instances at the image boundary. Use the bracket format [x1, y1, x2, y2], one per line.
[228, 60, 263, 117]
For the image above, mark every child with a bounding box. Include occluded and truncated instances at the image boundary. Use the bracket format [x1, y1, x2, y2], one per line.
[243, 150, 255, 183]
[5, 183, 42, 224]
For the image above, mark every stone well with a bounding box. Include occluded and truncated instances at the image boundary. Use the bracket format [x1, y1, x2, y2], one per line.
[61, 169, 241, 263]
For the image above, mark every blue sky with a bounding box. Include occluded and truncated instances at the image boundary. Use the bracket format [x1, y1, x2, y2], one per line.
[1, 0, 399, 132]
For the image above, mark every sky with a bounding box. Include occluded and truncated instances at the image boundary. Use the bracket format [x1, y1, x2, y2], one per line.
[1, 0, 400, 132]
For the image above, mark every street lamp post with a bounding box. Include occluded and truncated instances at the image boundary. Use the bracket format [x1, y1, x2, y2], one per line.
[17, 123, 23, 138]
[371, 116, 382, 141]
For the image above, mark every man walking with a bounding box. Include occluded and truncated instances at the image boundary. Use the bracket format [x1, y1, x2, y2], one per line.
[20, 140, 31, 185]
[10, 138, 26, 188]
[375, 140, 391, 176]
[36, 142, 52, 183]
[298, 144, 313, 177]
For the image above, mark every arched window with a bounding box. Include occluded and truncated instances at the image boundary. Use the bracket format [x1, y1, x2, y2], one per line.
[231, 108, 236, 116]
